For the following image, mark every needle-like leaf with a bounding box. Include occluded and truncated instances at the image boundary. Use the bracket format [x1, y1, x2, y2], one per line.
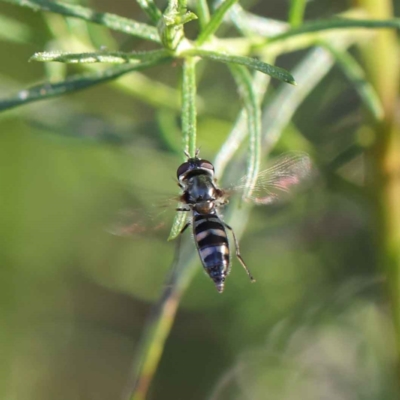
[30, 49, 169, 64]
[0, 56, 171, 111]
[183, 49, 296, 84]
[266, 17, 400, 45]
[2, 0, 161, 42]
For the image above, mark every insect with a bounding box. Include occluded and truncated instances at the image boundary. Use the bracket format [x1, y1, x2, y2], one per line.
[175, 150, 311, 293]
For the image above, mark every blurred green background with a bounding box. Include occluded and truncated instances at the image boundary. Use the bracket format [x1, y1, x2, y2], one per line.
[1, 0, 400, 399]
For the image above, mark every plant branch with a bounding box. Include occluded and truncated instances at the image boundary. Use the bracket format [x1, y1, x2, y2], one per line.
[181, 57, 198, 157]
[168, 56, 198, 241]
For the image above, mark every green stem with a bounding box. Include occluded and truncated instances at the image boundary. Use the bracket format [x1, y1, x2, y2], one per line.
[354, 0, 400, 384]
[125, 237, 199, 400]
[167, 57, 197, 241]
[181, 57, 197, 157]
[197, 0, 211, 29]
[288, 0, 307, 27]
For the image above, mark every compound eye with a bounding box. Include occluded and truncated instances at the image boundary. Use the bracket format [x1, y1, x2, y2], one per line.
[177, 162, 190, 179]
[199, 160, 214, 173]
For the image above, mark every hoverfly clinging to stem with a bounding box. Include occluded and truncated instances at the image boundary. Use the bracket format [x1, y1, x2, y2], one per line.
[175, 149, 311, 293]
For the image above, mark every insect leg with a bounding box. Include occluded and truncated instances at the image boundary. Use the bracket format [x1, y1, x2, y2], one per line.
[223, 222, 256, 282]
[180, 222, 190, 234]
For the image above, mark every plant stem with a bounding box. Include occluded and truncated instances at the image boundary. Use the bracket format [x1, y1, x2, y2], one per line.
[354, 0, 400, 383]
[167, 57, 197, 241]
[181, 57, 197, 157]
[197, 0, 210, 28]
[288, 0, 307, 27]
[125, 237, 199, 400]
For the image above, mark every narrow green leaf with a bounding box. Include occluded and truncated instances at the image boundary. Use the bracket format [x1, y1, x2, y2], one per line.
[30, 49, 169, 64]
[2, 0, 160, 42]
[184, 49, 296, 84]
[229, 65, 261, 200]
[266, 17, 400, 45]
[322, 43, 384, 121]
[0, 56, 171, 112]
[288, 0, 307, 28]
[136, 0, 162, 24]
[196, 0, 239, 45]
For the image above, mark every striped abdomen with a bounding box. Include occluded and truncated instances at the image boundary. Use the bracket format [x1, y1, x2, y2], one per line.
[193, 214, 230, 293]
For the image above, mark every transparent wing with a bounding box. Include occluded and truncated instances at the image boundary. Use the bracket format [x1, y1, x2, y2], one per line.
[235, 152, 312, 205]
[107, 194, 180, 237]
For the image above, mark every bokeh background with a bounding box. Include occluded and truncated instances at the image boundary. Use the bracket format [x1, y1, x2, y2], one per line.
[1, 0, 400, 399]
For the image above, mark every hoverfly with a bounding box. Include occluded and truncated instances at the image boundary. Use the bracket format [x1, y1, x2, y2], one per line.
[175, 150, 311, 293]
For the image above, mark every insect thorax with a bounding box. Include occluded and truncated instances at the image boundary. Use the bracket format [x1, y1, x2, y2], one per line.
[182, 174, 217, 203]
